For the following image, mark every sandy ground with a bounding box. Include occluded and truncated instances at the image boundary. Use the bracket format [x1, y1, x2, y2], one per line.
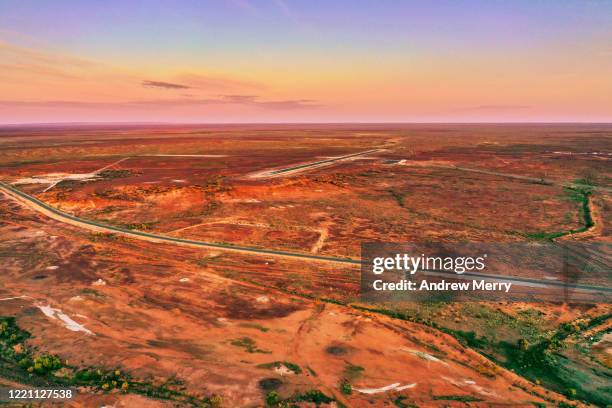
[0, 191, 578, 407]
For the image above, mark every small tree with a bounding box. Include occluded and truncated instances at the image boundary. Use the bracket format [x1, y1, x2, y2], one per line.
[340, 380, 352, 395]
[266, 391, 280, 406]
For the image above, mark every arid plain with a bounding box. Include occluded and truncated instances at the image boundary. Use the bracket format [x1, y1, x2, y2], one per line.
[0, 124, 610, 407]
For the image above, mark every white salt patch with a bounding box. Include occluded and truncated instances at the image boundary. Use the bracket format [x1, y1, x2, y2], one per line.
[443, 376, 497, 397]
[172, 179, 186, 183]
[45, 266, 59, 270]
[0, 296, 28, 301]
[355, 383, 400, 394]
[144, 154, 227, 158]
[401, 348, 448, 366]
[12, 178, 53, 185]
[471, 383, 497, 396]
[37, 305, 93, 335]
[179, 277, 190, 283]
[227, 198, 261, 203]
[256, 296, 269, 303]
[13, 173, 100, 185]
[274, 365, 294, 376]
[396, 383, 417, 391]
[92, 279, 106, 286]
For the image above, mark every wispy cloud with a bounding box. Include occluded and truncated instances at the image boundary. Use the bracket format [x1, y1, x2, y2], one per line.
[220, 94, 258, 103]
[141, 74, 264, 93]
[0, 29, 49, 48]
[214, 94, 319, 109]
[0, 40, 262, 94]
[255, 99, 319, 110]
[0, 40, 108, 83]
[0, 62, 79, 79]
[178, 73, 263, 91]
[455, 105, 531, 112]
[227, 0, 305, 28]
[271, 0, 296, 23]
[226, 0, 260, 16]
[0, 41, 96, 69]
[0, 39, 314, 117]
[0, 100, 122, 109]
[142, 80, 190, 90]
[0, 95, 320, 110]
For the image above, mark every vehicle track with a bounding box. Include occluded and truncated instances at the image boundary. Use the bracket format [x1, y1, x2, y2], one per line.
[0, 181, 610, 295]
[249, 149, 381, 178]
[422, 163, 612, 193]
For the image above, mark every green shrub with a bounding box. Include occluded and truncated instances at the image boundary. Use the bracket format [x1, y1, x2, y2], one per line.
[266, 391, 280, 405]
[292, 390, 334, 405]
[339, 380, 352, 395]
[31, 354, 62, 375]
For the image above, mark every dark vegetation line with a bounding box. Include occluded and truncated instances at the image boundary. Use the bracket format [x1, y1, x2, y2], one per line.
[425, 164, 612, 194]
[0, 178, 606, 406]
[390, 180, 595, 242]
[388, 188, 523, 237]
[452, 313, 612, 407]
[387, 181, 610, 405]
[0, 241, 595, 407]
[0, 316, 343, 408]
[386, 183, 608, 406]
[6, 181, 609, 293]
[0, 316, 214, 407]
[212, 274, 584, 407]
[528, 184, 595, 241]
[355, 306, 610, 407]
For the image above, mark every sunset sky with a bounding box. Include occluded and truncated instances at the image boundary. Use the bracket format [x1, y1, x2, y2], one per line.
[1, 0, 611, 123]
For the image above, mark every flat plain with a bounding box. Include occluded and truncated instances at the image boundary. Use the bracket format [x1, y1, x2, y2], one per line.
[0, 124, 610, 407]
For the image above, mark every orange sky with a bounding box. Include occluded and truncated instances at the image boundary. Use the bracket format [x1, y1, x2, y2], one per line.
[1, 1, 611, 123]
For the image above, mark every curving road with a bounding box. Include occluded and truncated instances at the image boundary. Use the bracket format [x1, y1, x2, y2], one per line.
[0, 181, 361, 266]
[0, 181, 610, 295]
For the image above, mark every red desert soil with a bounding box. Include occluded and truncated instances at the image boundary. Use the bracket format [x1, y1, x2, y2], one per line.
[0, 193, 575, 407]
[1, 124, 609, 407]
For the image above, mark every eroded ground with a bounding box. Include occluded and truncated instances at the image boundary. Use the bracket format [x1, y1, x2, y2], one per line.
[0, 124, 610, 407]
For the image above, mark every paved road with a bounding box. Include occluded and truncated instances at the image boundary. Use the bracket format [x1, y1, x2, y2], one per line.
[0, 181, 361, 266]
[1, 181, 610, 295]
[258, 149, 381, 177]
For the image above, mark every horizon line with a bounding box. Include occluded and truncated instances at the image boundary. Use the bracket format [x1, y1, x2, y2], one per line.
[2, 121, 612, 128]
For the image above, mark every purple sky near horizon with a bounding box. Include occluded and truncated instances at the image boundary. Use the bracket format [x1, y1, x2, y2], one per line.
[1, 0, 611, 123]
